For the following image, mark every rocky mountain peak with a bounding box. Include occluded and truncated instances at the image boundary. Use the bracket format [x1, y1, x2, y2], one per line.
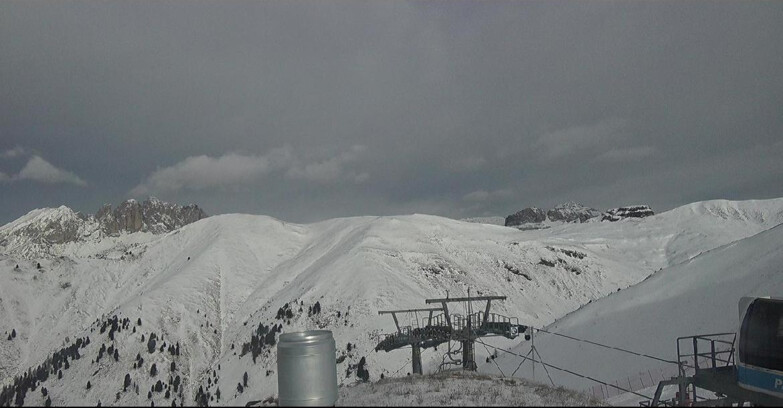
[0, 198, 208, 258]
[547, 202, 602, 223]
[96, 197, 207, 235]
[505, 202, 601, 227]
[601, 205, 655, 222]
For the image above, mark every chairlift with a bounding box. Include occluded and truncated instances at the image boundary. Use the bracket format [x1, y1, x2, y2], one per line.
[736, 296, 783, 398]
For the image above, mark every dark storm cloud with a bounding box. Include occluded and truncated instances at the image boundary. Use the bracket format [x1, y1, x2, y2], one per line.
[1, 1, 782, 224]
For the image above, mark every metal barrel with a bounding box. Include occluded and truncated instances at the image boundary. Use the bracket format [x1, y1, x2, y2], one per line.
[277, 330, 338, 406]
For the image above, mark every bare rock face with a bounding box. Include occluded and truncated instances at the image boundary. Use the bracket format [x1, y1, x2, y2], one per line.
[505, 207, 547, 226]
[505, 202, 601, 227]
[601, 205, 655, 222]
[97, 197, 207, 235]
[0, 198, 208, 257]
[546, 202, 602, 223]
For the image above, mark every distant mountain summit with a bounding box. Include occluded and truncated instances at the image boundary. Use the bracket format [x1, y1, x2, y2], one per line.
[601, 205, 655, 222]
[0, 198, 207, 258]
[95, 197, 206, 235]
[504, 202, 658, 227]
[547, 201, 603, 223]
[505, 202, 601, 227]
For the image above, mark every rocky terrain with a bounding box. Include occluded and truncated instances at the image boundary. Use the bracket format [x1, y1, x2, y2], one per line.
[95, 197, 207, 235]
[601, 205, 655, 222]
[504, 202, 602, 227]
[0, 198, 207, 258]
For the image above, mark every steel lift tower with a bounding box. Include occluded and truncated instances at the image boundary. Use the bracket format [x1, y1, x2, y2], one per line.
[376, 292, 527, 375]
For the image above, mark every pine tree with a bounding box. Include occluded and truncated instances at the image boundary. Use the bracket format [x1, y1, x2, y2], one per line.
[150, 363, 157, 377]
[170, 361, 176, 372]
[237, 383, 243, 393]
[87, 381, 92, 390]
[45, 396, 51, 407]
[124, 373, 131, 391]
[11, 329, 16, 338]
[243, 371, 248, 387]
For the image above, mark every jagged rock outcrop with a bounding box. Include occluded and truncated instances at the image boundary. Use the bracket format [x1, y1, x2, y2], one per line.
[505, 202, 601, 227]
[96, 197, 206, 235]
[0, 198, 207, 258]
[505, 207, 547, 226]
[546, 202, 602, 223]
[601, 205, 655, 222]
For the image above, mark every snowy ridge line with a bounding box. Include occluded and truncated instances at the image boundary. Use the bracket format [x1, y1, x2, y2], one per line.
[535, 328, 678, 365]
[476, 339, 653, 400]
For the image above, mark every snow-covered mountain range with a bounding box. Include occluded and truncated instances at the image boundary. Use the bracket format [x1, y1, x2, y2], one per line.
[1, 197, 782, 406]
[0, 198, 206, 259]
[489, 204, 783, 402]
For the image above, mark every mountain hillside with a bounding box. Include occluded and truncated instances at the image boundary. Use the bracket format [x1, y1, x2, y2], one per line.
[1, 197, 782, 406]
[0, 198, 206, 259]
[488, 216, 783, 400]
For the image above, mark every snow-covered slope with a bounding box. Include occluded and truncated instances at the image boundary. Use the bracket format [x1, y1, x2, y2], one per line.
[488, 217, 783, 399]
[0, 198, 206, 259]
[459, 216, 505, 226]
[1, 197, 782, 406]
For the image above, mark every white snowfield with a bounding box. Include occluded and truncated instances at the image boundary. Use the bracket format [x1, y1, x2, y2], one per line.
[486, 200, 783, 404]
[0, 197, 782, 406]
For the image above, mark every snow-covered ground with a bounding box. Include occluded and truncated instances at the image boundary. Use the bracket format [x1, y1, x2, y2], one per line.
[1, 197, 782, 406]
[486, 210, 783, 405]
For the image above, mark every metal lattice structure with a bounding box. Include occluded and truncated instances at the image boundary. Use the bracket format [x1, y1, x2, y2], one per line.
[375, 293, 528, 374]
[645, 333, 783, 407]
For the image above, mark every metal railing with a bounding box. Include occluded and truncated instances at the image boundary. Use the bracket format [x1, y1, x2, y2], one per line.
[676, 332, 736, 375]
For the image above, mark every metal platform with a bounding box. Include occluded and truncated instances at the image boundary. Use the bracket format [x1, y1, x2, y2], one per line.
[648, 333, 783, 407]
[375, 294, 528, 374]
[375, 310, 526, 352]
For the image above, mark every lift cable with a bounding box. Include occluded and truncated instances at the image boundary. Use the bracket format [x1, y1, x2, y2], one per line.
[476, 340, 653, 400]
[534, 328, 679, 366]
[391, 352, 413, 376]
[530, 342, 556, 387]
[478, 335, 506, 377]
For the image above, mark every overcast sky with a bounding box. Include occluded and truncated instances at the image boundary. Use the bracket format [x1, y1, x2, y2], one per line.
[1, 1, 782, 225]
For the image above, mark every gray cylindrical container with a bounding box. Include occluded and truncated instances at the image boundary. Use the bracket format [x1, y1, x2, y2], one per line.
[277, 330, 338, 406]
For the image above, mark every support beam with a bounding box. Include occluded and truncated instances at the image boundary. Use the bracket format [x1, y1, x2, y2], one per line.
[392, 313, 400, 334]
[461, 340, 477, 371]
[441, 302, 451, 328]
[412, 344, 422, 375]
[426, 295, 506, 304]
[378, 307, 444, 315]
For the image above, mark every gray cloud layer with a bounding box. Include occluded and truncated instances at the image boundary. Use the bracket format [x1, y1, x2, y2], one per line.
[1, 149, 87, 187]
[1, 1, 782, 224]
